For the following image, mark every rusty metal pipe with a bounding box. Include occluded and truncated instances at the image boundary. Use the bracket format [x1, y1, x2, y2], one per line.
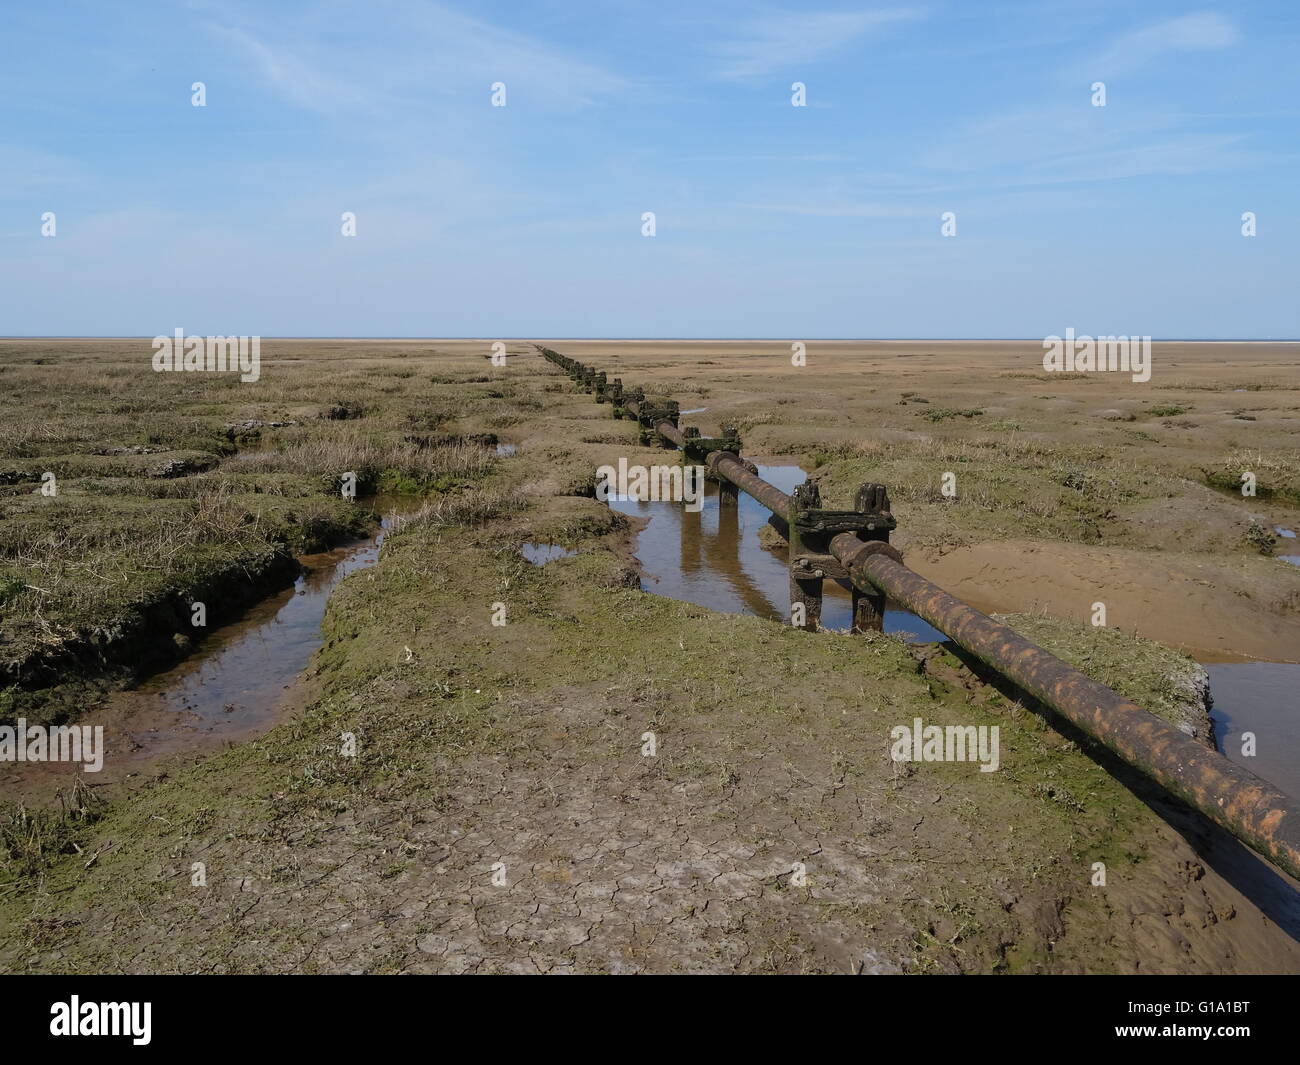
[831, 536, 1300, 881]
[707, 431, 1300, 880]
[622, 399, 688, 449]
[655, 421, 686, 447]
[706, 452, 793, 517]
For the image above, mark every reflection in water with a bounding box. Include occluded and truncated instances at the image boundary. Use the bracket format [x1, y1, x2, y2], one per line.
[609, 464, 944, 640]
[1210, 663, 1300, 800]
[523, 542, 576, 566]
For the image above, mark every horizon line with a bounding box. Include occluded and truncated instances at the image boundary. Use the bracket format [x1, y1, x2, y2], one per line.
[2, 336, 1298, 344]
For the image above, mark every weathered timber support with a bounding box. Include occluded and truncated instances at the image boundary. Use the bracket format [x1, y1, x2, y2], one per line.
[679, 426, 701, 469]
[850, 484, 892, 633]
[718, 472, 739, 506]
[710, 426, 743, 505]
[631, 398, 679, 446]
[787, 481, 823, 631]
[786, 478, 896, 634]
[718, 482, 739, 537]
[681, 423, 742, 467]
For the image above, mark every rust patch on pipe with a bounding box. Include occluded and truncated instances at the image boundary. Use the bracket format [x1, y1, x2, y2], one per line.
[706, 452, 792, 517]
[841, 547, 1300, 881]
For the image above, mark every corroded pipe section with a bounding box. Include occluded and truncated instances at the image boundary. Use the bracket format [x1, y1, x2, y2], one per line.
[832, 538, 1300, 881]
[706, 452, 793, 517]
[625, 400, 789, 518]
[652, 419, 686, 448]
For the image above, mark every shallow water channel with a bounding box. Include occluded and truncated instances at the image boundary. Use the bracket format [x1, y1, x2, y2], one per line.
[1, 496, 420, 795]
[140, 498, 416, 730]
[1210, 663, 1300, 800]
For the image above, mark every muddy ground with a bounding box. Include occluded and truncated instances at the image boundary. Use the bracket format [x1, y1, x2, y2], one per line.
[1, 338, 1298, 974]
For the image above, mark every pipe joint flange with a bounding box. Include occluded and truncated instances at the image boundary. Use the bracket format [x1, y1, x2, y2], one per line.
[853, 540, 904, 564]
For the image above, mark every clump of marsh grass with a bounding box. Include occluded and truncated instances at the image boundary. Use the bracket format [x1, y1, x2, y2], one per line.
[0, 777, 104, 881]
[386, 487, 516, 535]
[228, 429, 494, 490]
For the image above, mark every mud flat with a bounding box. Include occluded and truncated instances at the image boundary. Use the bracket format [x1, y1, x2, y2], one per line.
[2, 339, 1298, 975]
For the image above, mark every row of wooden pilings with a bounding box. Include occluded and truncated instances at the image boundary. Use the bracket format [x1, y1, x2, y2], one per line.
[534, 343, 1300, 886]
[532, 347, 894, 632]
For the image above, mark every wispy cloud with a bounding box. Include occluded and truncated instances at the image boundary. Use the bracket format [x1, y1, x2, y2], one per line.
[919, 107, 1256, 185]
[738, 200, 932, 218]
[1093, 12, 1239, 76]
[710, 8, 923, 79]
[208, 0, 630, 114]
[208, 25, 366, 113]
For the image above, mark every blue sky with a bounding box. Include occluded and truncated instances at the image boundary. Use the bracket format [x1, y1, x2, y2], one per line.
[2, 1, 1297, 337]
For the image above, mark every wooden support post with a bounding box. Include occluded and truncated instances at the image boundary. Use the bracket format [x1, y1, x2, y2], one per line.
[679, 425, 700, 468]
[719, 425, 741, 506]
[788, 480, 822, 631]
[851, 585, 883, 634]
[850, 483, 891, 634]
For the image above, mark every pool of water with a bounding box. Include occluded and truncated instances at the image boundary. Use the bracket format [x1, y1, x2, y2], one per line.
[1210, 663, 1300, 800]
[522, 542, 576, 566]
[608, 463, 944, 640]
